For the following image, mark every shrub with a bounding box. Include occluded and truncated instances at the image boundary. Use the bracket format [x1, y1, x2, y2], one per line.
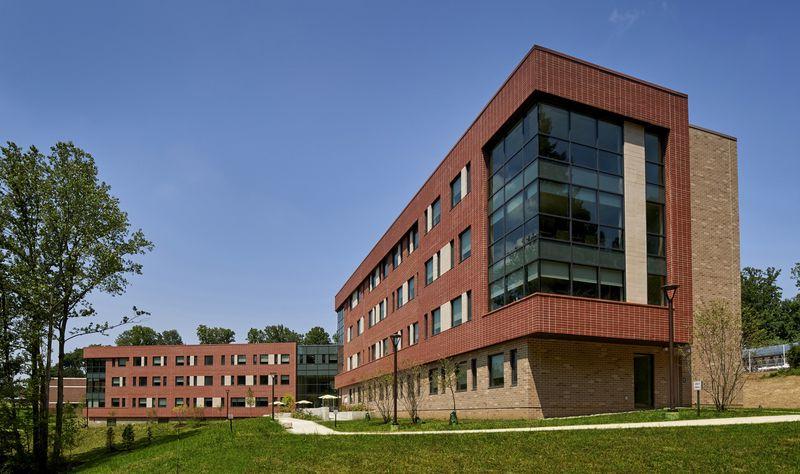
[146, 424, 153, 444]
[106, 427, 115, 452]
[122, 424, 135, 451]
[788, 345, 800, 369]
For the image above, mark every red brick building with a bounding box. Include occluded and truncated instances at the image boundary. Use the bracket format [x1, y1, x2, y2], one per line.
[83, 343, 297, 421]
[48, 377, 86, 412]
[333, 46, 740, 418]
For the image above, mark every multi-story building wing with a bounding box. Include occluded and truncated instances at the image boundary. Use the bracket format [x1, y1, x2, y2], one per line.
[333, 45, 740, 418]
[84, 342, 336, 421]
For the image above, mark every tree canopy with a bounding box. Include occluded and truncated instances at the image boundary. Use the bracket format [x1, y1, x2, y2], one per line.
[196, 325, 235, 344]
[246, 325, 332, 344]
[115, 325, 183, 346]
[303, 326, 331, 344]
[741, 265, 800, 345]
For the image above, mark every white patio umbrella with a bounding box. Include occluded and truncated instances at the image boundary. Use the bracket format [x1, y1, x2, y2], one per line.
[272, 401, 285, 406]
[296, 400, 312, 405]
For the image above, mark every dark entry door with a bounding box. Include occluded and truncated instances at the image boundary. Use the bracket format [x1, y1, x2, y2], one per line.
[633, 354, 654, 409]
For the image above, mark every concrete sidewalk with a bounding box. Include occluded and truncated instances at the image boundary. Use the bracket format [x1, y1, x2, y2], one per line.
[280, 414, 800, 436]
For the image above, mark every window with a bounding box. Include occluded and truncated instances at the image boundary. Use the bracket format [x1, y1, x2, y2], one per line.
[175, 376, 185, 386]
[204, 375, 213, 386]
[431, 198, 441, 228]
[510, 349, 518, 386]
[133, 356, 146, 367]
[220, 355, 226, 365]
[259, 375, 270, 385]
[116, 358, 127, 367]
[203, 355, 213, 366]
[488, 102, 625, 309]
[260, 354, 269, 364]
[230, 398, 246, 408]
[237, 375, 246, 386]
[175, 356, 184, 366]
[158, 398, 167, 408]
[111, 377, 124, 387]
[452, 295, 463, 327]
[489, 353, 504, 388]
[392, 245, 401, 269]
[152, 356, 164, 366]
[111, 398, 121, 408]
[256, 397, 269, 407]
[471, 359, 477, 391]
[281, 354, 290, 364]
[175, 398, 184, 407]
[432, 308, 441, 335]
[645, 132, 666, 305]
[459, 227, 471, 261]
[396, 286, 404, 308]
[412, 322, 419, 345]
[281, 375, 290, 385]
[138, 376, 147, 387]
[408, 277, 416, 301]
[237, 355, 246, 365]
[429, 369, 438, 395]
[153, 376, 162, 387]
[425, 258, 435, 285]
[456, 362, 467, 392]
[137, 398, 147, 408]
[451, 165, 470, 208]
[347, 326, 352, 342]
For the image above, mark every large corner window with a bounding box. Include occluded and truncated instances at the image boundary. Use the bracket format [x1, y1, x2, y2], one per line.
[488, 102, 625, 310]
[645, 132, 666, 305]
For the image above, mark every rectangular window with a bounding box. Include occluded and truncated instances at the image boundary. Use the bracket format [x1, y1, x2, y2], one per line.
[152, 356, 164, 366]
[396, 286, 404, 308]
[393, 245, 401, 269]
[425, 258, 435, 285]
[451, 173, 462, 208]
[153, 376, 162, 387]
[510, 349, 518, 386]
[260, 354, 269, 364]
[256, 397, 269, 407]
[221, 355, 226, 365]
[138, 376, 147, 387]
[137, 398, 147, 408]
[237, 375, 246, 386]
[412, 322, 419, 345]
[471, 358, 477, 391]
[489, 353, 504, 388]
[175, 356, 184, 366]
[204, 355, 213, 366]
[459, 227, 472, 261]
[408, 277, 415, 301]
[431, 198, 441, 228]
[429, 369, 438, 395]
[281, 374, 290, 385]
[158, 398, 167, 408]
[116, 358, 127, 367]
[237, 355, 246, 365]
[175, 376, 184, 386]
[281, 354, 290, 364]
[452, 295, 463, 327]
[133, 356, 145, 367]
[432, 308, 441, 335]
[204, 375, 213, 386]
[111, 398, 121, 408]
[175, 398, 184, 407]
[231, 398, 246, 408]
[456, 362, 467, 392]
[259, 375, 269, 385]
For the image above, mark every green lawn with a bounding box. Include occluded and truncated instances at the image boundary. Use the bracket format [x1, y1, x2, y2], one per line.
[320, 407, 800, 432]
[68, 415, 800, 472]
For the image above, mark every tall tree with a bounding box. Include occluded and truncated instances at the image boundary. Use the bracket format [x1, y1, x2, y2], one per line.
[51, 347, 85, 378]
[303, 326, 331, 344]
[42, 142, 152, 460]
[196, 324, 235, 344]
[159, 329, 183, 345]
[261, 324, 302, 343]
[246, 328, 267, 344]
[116, 325, 160, 345]
[741, 267, 784, 345]
[792, 262, 800, 296]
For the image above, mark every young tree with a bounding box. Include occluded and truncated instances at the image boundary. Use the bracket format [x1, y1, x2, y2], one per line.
[439, 358, 459, 424]
[106, 426, 115, 452]
[196, 325, 235, 344]
[245, 387, 256, 408]
[116, 325, 160, 345]
[303, 326, 331, 344]
[400, 364, 425, 423]
[693, 300, 748, 411]
[369, 374, 393, 423]
[121, 424, 135, 451]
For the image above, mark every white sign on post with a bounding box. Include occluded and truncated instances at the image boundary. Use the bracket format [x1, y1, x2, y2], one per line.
[693, 380, 702, 391]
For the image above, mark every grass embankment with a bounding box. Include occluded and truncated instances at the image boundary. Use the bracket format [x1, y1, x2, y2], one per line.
[69, 413, 800, 472]
[319, 407, 800, 432]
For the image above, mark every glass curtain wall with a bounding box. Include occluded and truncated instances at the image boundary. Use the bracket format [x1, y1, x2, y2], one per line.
[488, 102, 626, 310]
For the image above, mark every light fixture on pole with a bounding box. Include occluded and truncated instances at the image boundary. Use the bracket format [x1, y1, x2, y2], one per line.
[389, 331, 402, 426]
[662, 283, 680, 411]
[270, 372, 277, 420]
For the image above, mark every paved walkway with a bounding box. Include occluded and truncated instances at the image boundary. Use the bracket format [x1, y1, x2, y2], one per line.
[279, 414, 800, 436]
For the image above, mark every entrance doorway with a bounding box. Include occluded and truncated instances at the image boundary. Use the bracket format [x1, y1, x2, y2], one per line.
[633, 354, 654, 409]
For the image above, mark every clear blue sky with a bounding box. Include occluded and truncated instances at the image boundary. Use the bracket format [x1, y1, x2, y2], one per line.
[1, 1, 797, 348]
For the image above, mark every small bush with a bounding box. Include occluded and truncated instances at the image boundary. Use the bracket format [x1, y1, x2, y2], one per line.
[146, 424, 153, 444]
[122, 424, 135, 451]
[787, 345, 800, 369]
[106, 427, 115, 452]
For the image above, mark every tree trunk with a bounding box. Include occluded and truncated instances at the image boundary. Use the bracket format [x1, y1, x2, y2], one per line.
[35, 322, 54, 471]
[30, 337, 42, 471]
[53, 312, 68, 460]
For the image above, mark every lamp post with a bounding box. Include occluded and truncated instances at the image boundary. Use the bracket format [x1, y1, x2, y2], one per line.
[270, 372, 277, 420]
[389, 331, 402, 426]
[662, 283, 680, 411]
[226, 389, 231, 433]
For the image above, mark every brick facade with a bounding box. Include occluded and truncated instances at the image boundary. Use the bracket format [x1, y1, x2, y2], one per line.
[83, 343, 296, 420]
[334, 46, 737, 418]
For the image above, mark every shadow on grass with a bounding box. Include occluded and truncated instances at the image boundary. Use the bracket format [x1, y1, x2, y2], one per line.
[67, 426, 202, 471]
